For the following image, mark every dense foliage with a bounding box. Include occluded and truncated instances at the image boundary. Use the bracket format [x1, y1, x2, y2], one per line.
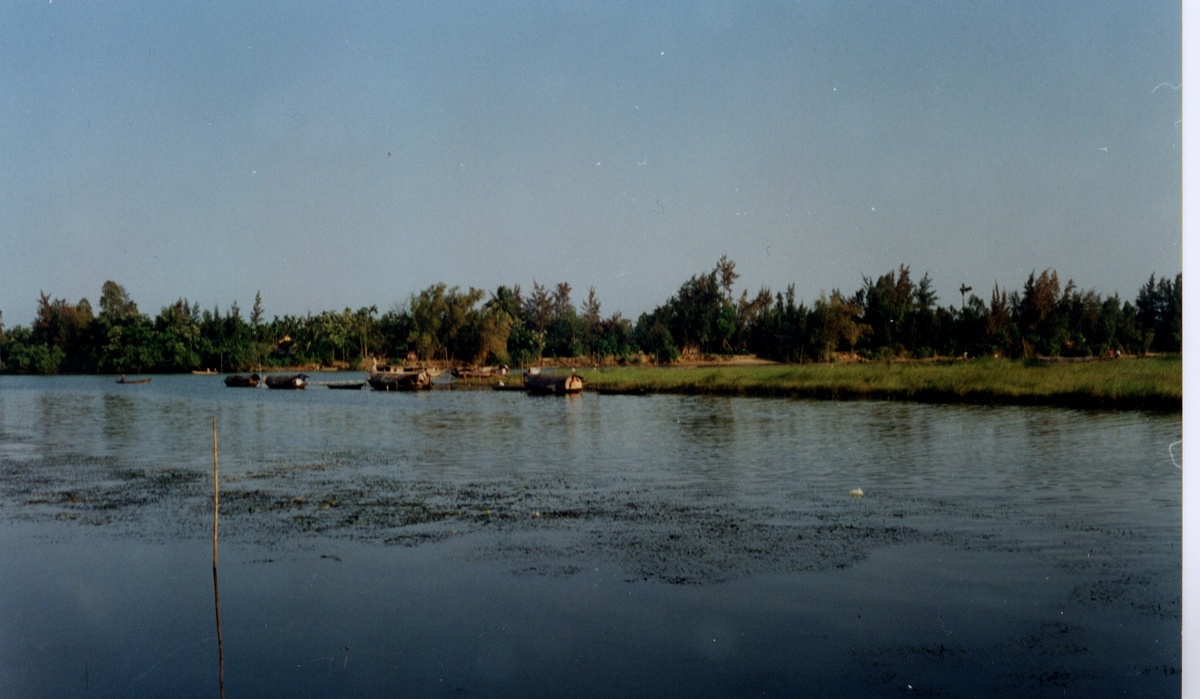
[0, 261, 1180, 374]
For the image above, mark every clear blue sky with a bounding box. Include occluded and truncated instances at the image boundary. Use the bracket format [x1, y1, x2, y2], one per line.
[0, 1, 1182, 327]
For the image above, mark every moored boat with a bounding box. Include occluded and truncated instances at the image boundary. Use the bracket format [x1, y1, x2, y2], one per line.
[452, 365, 508, 380]
[368, 370, 431, 391]
[326, 381, 366, 390]
[265, 373, 309, 390]
[224, 373, 261, 388]
[370, 359, 443, 381]
[407, 366, 445, 379]
[524, 372, 584, 395]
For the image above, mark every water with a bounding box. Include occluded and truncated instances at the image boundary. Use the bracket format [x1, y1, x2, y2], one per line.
[0, 374, 1181, 697]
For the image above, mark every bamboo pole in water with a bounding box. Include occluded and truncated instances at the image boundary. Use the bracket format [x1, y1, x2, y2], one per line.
[212, 417, 226, 699]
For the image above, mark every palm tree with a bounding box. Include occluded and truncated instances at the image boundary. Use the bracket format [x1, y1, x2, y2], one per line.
[484, 286, 521, 324]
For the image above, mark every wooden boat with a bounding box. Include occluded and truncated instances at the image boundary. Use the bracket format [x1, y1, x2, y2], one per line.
[191, 369, 218, 375]
[116, 376, 152, 384]
[524, 372, 584, 395]
[594, 387, 649, 396]
[224, 373, 261, 388]
[326, 381, 366, 390]
[265, 373, 309, 390]
[368, 370, 431, 391]
[407, 366, 444, 379]
[452, 365, 507, 380]
[370, 360, 443, 381]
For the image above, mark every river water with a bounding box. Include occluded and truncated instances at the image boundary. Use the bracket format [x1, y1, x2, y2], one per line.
[0, 374, 1181, 697]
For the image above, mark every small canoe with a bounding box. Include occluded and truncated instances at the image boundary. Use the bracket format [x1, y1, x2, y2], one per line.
[224, 373, 261, 388]
[326, 381, 366, 390]
[116, 377, 152, 384]
[594, 387, 649, 396]
[265, 373, 309, 390]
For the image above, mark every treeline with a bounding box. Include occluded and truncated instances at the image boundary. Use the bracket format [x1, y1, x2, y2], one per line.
[0, 260, 1181, 375]
[636, 258, 1180, 363]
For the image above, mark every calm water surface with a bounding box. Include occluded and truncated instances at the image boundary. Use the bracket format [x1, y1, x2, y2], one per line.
[0, 374, 1181, 697]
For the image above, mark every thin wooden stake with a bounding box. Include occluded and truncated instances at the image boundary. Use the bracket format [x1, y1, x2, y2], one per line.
[212, 417, 226, 699]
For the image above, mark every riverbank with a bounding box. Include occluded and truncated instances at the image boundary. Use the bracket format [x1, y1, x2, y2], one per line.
[577, 356, 1181, 410]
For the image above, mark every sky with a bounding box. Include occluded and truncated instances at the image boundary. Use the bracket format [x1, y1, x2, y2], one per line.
[0, 1, 1183, 328]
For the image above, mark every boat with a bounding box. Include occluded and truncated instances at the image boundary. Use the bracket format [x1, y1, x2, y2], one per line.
[370, 359, 443, 381]
[191, 369, 218, 375]
[407, 366, 445, 379]
[594, 387, 649, 396]
[452, 365, 508, 380]
[224, 373, 262, 388]
[326, 381, 366, 390]
[524, 372, 584, 395]
[265, 373, 309, 390]
[116, 376, 152, 384]
[368, 370, 431, 391]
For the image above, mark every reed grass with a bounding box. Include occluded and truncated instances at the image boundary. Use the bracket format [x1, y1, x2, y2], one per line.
[579, 357, 1181, 410]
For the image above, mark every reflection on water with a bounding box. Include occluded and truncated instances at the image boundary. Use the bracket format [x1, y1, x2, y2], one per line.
[660, 396, 739, 494]
[0, 375, 1181, 697]
[102, 392, 136, 444]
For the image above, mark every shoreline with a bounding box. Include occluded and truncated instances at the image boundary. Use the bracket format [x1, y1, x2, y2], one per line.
[8, 356, 1181, 411]
[577, 356, 1182, 412]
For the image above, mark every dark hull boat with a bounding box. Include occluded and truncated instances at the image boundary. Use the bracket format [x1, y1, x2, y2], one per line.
[116, 376, 152, 384]
[524, 372, 584, 395]
[368, 370, 431, 391]
[265, 373, 309, 390]
[223, 373, 261, 388]
[452, 365, 507, 380]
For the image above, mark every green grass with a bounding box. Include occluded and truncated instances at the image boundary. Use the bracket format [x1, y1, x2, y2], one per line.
[579, 357, 1181, 410]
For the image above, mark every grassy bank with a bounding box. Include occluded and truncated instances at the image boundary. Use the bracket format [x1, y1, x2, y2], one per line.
[578, 357, 1181, 410]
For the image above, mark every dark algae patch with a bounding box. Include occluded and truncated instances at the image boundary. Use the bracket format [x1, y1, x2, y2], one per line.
[1, 450, 1176, 588]
[6, 456, 1177, 696]
[5, 456, 932, 576]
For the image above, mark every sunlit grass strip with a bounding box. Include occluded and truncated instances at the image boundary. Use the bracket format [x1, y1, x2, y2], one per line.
[580, 357, 1181, 410]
